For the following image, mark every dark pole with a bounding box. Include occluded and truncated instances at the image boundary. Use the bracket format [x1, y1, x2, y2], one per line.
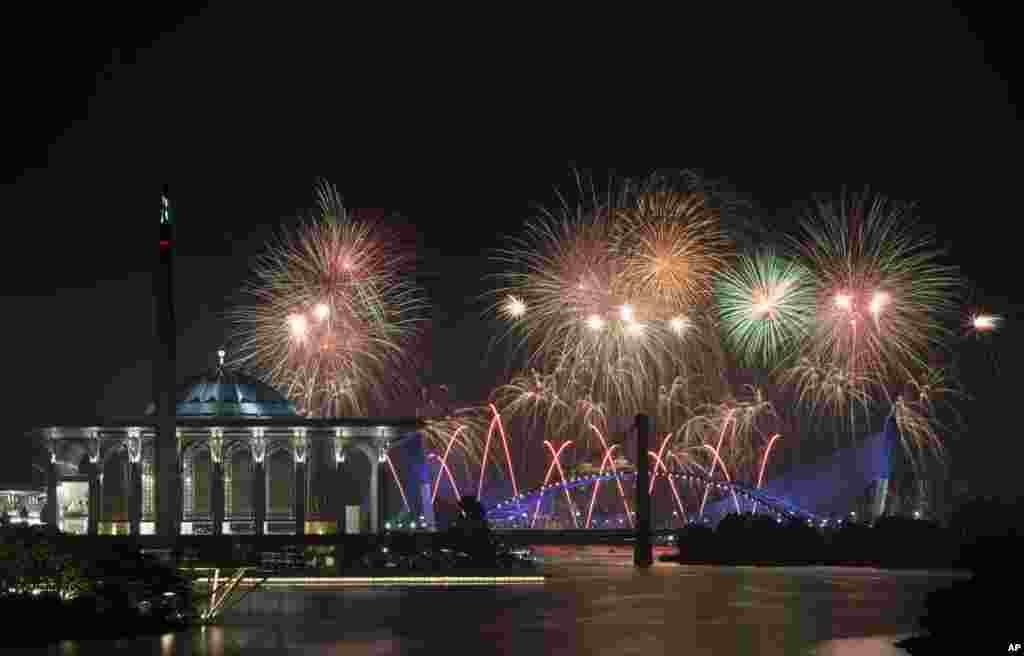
[155, 186, 179, 536]
[634, 413, 653, 567]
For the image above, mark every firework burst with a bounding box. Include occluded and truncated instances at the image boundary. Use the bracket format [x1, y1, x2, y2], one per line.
[716, 250, 817, 367]
[492, 173, 732, 422]
[791, 190, 961, 387]
[229, 179, 425, 417]
[613, 183, 731, 309]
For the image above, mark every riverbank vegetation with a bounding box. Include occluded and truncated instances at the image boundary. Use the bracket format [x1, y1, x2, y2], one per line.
[665, 495, 1022, 570]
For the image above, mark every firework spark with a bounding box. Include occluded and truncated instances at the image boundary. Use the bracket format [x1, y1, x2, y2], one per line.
[502, 295, 527, 319]
[970, 313, 1000, 333]
[229, 179, 425, 417]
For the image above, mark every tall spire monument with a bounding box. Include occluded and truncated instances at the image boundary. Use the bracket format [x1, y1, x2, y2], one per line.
[155, 186, 179, 536]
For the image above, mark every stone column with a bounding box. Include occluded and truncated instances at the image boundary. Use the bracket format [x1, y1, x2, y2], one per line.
[129, 460, 142, 535]
[87, 434, 101, 535]
[212, 462, 224, 535]
[45, 461, 58, 527]
[333, 432, 348, 535]
[251, 431, 267, 536]
[377, 444, 389, 532]
[126, 431, 143, 535]
[292, 430, 308, 536]
[210, 431, 224, 536]
[88, 468, 101, 535]
[294, 461, 307, 536]
[368, 451, 380, 534]
[253, 462, 266, 535]
[335, 456, 346, 535]
[176, 446, 185, 536]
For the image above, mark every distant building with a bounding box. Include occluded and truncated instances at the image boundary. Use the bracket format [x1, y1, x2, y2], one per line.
[0, 481, 45, 526]
[701, 414, 942, 523]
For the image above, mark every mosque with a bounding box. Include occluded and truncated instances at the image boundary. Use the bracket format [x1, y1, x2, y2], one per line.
[7, 188, 432, 536]
[22, 353, 432, 536]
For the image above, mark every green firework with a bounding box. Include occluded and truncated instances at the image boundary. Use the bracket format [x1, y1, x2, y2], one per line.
[716, 250, 816, 367]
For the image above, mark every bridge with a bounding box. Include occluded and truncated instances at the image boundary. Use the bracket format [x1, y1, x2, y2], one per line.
[486, 471, 823, 529]
[482, 420, 905, 529]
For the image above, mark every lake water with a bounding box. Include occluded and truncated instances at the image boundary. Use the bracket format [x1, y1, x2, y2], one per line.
[13, 561, 965, 655]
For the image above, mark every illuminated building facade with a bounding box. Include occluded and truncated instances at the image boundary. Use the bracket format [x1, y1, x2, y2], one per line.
[28, 362, 433, 536]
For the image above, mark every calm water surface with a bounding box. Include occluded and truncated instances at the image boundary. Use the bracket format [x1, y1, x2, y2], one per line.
[19, 562, 965, 655]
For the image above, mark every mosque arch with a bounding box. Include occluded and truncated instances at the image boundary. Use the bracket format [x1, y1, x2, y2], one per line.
[266, 442, 295, 521]
[225, 440, 253, 520]
[183, 443, 213, 520]
[337, 445, 372, 529]
[100, 448, 130, 533]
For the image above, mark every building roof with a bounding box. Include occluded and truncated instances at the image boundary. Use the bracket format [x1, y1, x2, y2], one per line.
[30, 357, 423, 441]
[146, 363, 299, 417]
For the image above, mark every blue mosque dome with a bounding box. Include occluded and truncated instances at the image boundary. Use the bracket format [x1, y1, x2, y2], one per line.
[146, 352, 298, 417]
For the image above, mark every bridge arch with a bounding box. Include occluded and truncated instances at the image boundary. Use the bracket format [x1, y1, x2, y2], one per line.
[486, 471, 819, 528]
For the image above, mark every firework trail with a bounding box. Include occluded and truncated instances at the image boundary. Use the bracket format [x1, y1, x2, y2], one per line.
[421, 409, 488, 463]
[679, 385, 777, 485]
[229, 179, 425, 417]
[779, 354, 876, 444]
[888, 366, 962, 474]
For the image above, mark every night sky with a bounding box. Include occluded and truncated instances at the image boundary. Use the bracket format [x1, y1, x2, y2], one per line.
[2, 6, 1019, 496]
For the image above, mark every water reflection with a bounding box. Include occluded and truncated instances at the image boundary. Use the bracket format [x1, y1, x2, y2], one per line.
[813, 635, 915, 655]
[14, 565, 964, 655]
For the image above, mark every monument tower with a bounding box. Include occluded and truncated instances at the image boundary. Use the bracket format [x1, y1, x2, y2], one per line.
[155, 186, 179, 536]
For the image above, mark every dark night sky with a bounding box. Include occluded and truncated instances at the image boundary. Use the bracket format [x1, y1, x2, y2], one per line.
[1, 6, 1019, 495]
